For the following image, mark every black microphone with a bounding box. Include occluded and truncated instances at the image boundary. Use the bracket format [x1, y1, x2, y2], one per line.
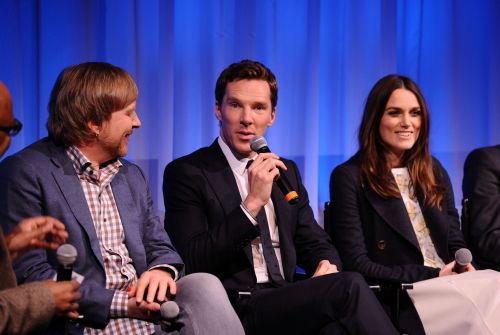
[160, 300, 180, 331]
[453, 248, 473, 273]
[250, 136, 299, 205]
[161, 300, 180, 320]
[56, 244, 77, 281]
[52, 244, 79, 334]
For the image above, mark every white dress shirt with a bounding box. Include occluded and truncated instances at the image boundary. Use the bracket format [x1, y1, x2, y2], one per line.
[218, 137, 285, 283]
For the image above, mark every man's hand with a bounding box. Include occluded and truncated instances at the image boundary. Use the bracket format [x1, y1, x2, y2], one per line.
[243, 152, 287, 217]
[5, 216, 68, 260]
[126, 297, 161, 321]
[312, 260, 339, 278]
[45, 280, 81, 319]
[126, 269, 176, 320]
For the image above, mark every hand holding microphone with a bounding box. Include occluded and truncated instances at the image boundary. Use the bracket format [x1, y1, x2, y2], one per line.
[439, 248, 475, 276]
[250, 136, 299, 205]
[127, 268, 180, 326]
[50, 243, 82, 329]
[127, 282, 180, 331]
[160, 300, 180, 330]
[453, 248, 474, 273]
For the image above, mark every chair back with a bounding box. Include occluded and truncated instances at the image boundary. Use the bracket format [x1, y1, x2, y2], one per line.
[323, 201, 333, 240]
[461, 198, 471, 245]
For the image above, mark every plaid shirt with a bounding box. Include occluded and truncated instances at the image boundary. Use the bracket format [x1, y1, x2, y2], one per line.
[67, 146, 154, 335]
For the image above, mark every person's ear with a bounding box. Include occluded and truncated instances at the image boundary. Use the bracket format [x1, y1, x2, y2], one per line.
[215, 102, 222, 121]
[87, 121, 100, 137]
[267, 108, 276, 127]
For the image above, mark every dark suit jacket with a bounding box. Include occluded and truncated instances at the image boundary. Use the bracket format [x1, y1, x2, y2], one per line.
[463, 145, 500, 269]
[329, 153, 466, 284]
[163, 139, 341, 292]
[0, 138, 183, 332]
[0, 230, 55, 335]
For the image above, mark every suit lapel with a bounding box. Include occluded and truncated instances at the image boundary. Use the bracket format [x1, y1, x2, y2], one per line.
[270, 185, 294, 281]
[111, 168, 139, 253]
[363, 185, 421, 251]
[201, 141, 254, 265]
[49, 145, 104, 266]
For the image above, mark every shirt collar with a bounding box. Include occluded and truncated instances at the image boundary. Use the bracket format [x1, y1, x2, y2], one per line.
[66, 145, 92, 175]
[66, 145, 122, 180]
[217, 136, 256, 176]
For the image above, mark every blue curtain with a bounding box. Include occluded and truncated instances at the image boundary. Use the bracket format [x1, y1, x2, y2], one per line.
[1, 0, 499, 222]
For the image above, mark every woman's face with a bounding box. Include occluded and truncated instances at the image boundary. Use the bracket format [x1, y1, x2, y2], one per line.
[379, 88, 422, 166]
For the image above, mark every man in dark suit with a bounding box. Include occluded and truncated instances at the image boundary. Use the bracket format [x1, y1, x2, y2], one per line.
[163, 60, 398, 335]
[0, 63, 244, 334]
[0, 80, 81, 334]
[463, 145, 500, 270]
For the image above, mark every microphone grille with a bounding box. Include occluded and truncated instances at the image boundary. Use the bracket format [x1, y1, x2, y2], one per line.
[56, 244, 78, 266]
[455, 248, 473, 266]
[161, 300, 180, 320]
[250, 136, 267, 152]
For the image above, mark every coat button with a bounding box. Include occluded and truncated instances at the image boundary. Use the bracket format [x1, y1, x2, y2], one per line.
[377, 240, 386, 250]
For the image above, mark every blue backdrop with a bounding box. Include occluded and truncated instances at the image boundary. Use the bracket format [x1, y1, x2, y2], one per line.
[1, 0, 499, 223]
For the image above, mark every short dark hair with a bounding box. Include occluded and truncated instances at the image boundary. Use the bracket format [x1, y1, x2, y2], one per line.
[46, 62, 138, 146]
[215, 60, 278, 108]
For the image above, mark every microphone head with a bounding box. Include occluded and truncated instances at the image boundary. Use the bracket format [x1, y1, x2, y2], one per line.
[160, 300, 180, 320]
[56, 244, 78, 266]
[455, 248, 473, 266]
[250, 136, 267, 152]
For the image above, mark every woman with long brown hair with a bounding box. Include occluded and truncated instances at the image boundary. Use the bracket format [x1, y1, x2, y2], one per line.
[329, 74, 473, 334]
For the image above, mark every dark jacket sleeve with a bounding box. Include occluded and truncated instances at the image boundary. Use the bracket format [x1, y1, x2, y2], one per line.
[329, 163, 440, 284]
[163, 158, 260, 275]
[463, 146, 500, 265]
[163, 153, 341, 279]
[286, 161, 342, 274]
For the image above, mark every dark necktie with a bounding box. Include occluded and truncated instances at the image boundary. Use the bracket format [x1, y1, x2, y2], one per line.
[256, 209, 287, 286]
[246, 159, 287, 286]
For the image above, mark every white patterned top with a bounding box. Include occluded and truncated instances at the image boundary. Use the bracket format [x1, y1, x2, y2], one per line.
[392, 168, 445, 268]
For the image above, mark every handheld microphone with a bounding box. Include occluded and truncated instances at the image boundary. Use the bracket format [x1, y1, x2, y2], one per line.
[52, 244, 79, 333]
[453, 248, 473, 273]
[250, 136, 299, 205]
[160, 300, 180, 331]
[56, 244, 77, 281]
[160, 300, 180, 320]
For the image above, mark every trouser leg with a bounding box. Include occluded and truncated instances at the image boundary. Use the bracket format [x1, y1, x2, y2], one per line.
[236, 271, 398, 335]
[161, 272, 244, 335]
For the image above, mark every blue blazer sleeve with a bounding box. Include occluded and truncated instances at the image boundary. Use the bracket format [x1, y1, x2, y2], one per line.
[0, 139, 184, 330]
[0, 151, 115, 329]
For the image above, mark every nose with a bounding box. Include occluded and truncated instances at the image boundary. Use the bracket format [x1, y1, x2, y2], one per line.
[400, 113, 410, 127]
[240, 107, 252, 126]
[133, 113, 142, 128]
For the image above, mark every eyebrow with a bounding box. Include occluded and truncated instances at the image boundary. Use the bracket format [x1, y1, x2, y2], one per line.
[385, 106, 421, 111]
[226, 96, 269, 106]
[225, 97, 240, 103]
